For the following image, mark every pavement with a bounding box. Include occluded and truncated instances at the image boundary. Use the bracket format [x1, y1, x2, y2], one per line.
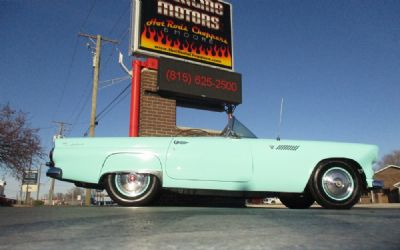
[0, 204, 399, 250]
[247, 203, 400, 209]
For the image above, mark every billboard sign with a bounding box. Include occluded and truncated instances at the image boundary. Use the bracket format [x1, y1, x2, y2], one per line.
[23, 170, 38, 185]
[22, 184, 38, 193]
[158, 57, 241, 107]
[132, 0, 234, 70]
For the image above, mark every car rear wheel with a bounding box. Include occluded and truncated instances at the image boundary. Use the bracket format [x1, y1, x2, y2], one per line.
[309, 160, 362, 209]
[105, 173, 160, 206]
[279, 191, 315, 209]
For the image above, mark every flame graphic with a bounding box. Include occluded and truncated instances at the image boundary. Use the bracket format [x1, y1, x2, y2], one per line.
[140, 26, 232, 68]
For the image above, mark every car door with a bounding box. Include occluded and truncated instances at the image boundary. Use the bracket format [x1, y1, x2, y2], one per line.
[165, 137, 253, 182]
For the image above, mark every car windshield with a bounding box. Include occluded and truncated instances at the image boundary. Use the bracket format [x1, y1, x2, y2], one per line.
[221, 116, 257, 139]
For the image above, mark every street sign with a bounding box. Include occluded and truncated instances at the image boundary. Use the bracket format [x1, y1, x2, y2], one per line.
[23, 170, 38, 185]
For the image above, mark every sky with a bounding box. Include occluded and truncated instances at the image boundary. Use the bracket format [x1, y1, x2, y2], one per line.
[1, 0, 399, 199]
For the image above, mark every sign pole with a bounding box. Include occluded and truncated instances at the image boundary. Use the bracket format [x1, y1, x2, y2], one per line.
[36, 165, 42, 201]
[129, 60, 142, 137]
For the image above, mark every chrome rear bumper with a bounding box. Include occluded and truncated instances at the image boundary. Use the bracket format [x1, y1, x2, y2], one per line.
[371, 179, 384, 189]
[46, 167, 63, 180]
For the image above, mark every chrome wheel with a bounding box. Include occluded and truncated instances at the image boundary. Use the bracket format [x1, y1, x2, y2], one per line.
[105, 173, 160, 206]
[309, 160, 362, 209]
[321, 167, 354, 201]
[114, 173, 150, 198]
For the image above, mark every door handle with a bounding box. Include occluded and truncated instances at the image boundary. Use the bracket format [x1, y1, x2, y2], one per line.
[174, 140, 189, 145]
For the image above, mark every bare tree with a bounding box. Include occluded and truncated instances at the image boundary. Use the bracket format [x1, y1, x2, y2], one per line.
[0, 104, 43, 179]
[377, 150, 400, 169]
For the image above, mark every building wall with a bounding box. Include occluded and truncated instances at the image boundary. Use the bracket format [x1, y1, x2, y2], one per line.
[139, 69, 178, 136]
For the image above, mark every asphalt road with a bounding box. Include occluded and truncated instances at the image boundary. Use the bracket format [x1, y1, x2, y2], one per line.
[0, 205, 399, 250]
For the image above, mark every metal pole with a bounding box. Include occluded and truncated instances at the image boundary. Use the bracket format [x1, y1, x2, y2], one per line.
[36, 165, 42, 201]
[48, 178, 55, 205]
[129, 60, 142, 137]
[19, 181, 23, 205]
[25, 166, 31, 205]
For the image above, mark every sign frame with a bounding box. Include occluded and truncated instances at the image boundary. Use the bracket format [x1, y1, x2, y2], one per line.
[131, 0, 235, 71]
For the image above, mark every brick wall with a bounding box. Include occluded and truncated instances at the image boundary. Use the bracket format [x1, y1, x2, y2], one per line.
[139, 69, 178, 136]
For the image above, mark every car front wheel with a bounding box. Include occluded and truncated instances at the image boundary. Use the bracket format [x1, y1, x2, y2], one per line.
[105, 173, 160, 206]
[309, 161, 362, 209]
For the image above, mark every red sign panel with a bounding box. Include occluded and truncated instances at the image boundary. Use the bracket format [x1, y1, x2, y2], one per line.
[132, 0, 234, 70]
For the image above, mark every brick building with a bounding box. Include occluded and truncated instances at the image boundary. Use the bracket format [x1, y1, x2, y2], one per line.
[360, 165, 400, 203]
[372, 165, 400, 203]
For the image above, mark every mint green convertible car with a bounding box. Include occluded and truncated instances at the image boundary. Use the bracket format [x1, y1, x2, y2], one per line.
[46, 116, 380, 209]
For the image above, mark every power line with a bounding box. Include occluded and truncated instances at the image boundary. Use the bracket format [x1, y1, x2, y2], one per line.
[97, 89, 130, 123]
[100, 3, 130, 70]
[79, 0, 98, 32]
[107, 7, 130, 37]
[69, 80, 93, 133]
[99, 76, 131, 90]
[96, 83, 130, 121]
[102, 27, 130, 70]
[69, 33, 118, 135]
[52, 0, 98, 122]
[51, 38, 80, 121]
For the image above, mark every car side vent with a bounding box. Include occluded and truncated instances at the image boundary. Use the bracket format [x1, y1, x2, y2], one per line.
[276, 145, 300, 151]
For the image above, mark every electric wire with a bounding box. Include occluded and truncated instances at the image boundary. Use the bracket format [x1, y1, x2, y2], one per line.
[79, 0, 98, 32]
[82, 83, 130, 137]
[70, 24, 129, 133]
[51, 38, 79, 121]
[69, 1, 130, 134]
[99, 76, 130, 90]
[107, 7, 130, 37]
[69, 80, 92, 133]
[102, 26, 130, 70]
[95, 83, 130, 121]
[53, 0, 98, 123]
[96, 88, 130, 122]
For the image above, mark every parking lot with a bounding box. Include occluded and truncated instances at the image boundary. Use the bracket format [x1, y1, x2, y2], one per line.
[0, 204, 399, 250]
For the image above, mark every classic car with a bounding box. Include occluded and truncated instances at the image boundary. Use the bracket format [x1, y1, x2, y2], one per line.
[46, 116, 380, 209]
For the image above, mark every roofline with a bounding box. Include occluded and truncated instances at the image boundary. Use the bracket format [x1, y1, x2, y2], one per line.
[375, 165, 400, 174]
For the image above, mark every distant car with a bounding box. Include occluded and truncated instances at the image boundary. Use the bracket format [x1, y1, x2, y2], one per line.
[47, 116, 380, 209]
[263, 198, 277, 204]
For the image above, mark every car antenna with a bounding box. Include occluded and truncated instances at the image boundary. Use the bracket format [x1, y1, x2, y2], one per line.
[277, 98, 284, 141]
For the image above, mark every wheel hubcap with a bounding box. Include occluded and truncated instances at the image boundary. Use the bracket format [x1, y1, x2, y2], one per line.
[115, 173, 150, 198]
[322, 167, 354, 201]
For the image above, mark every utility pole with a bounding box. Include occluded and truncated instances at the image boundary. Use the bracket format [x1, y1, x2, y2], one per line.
[48, 121, 71, 205]
[78, 33, 118, 206]
[36, 164, 42, 201]
[25, 164, 31, 205]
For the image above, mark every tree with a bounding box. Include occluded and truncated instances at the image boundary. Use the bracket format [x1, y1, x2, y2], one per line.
[377, 150, 400, 170]
[0, 104, 43, 179]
